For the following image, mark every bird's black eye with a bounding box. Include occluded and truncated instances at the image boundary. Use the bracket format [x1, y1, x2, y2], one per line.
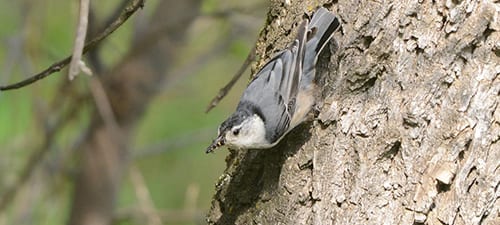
[232, 128, 240, 136]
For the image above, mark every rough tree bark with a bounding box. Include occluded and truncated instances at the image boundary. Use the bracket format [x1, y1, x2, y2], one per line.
[68, 1, 201, 224]
[207, 0, 499, 224]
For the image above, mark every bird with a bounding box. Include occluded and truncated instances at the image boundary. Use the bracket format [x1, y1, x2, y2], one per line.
[206, 7, 340, 153]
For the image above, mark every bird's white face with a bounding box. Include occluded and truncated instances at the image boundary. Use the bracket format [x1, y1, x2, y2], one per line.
[223, 114, 270, 149]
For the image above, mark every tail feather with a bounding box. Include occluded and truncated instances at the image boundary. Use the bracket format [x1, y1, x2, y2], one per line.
[302, 7, 340, 84]
[307, 7, 340, 56]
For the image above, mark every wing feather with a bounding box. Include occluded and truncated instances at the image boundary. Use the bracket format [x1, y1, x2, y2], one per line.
[239, 21, 308, 143]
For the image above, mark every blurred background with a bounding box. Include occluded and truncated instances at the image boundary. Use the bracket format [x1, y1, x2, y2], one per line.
[0, 0, 267, 224]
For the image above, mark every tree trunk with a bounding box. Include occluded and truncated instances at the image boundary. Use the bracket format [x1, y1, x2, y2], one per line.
[68, 1, 201, 224]
[207, 1, 499, 224]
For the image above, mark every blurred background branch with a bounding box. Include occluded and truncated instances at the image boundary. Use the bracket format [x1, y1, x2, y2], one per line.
[0, 0, 267, 224]
[0, 0, 145, 91]
[128, 165, 162, 225]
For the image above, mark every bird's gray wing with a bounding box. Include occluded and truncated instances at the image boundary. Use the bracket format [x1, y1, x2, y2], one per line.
[238, 21, 307, 143]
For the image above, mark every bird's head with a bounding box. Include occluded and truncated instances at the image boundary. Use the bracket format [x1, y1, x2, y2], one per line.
[206, 112, 267, 153]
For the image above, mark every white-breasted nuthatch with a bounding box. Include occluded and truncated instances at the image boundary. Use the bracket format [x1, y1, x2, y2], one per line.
[207, 7, 340, 153]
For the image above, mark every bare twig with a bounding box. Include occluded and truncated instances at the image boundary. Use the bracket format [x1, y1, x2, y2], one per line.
[102, 0, 132, 31]
[0, 0, 145, 91]
[86, 0, 130, 73]
[205, 45, 256, 113]
[68, 0, 92, 80]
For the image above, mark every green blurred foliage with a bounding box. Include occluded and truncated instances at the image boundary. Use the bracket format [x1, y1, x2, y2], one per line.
[0, 0, 266, 224]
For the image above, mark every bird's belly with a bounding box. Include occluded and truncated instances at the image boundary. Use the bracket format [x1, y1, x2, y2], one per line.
[290, 87, 315, 128]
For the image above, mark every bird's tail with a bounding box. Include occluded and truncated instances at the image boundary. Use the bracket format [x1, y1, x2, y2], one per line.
[303, 7, 340, 80]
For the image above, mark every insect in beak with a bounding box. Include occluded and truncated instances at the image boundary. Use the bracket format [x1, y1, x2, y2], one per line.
[206, 135, 225, 153]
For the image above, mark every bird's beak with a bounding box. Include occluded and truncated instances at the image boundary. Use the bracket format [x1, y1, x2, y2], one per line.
[206, 135, 225, 153]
